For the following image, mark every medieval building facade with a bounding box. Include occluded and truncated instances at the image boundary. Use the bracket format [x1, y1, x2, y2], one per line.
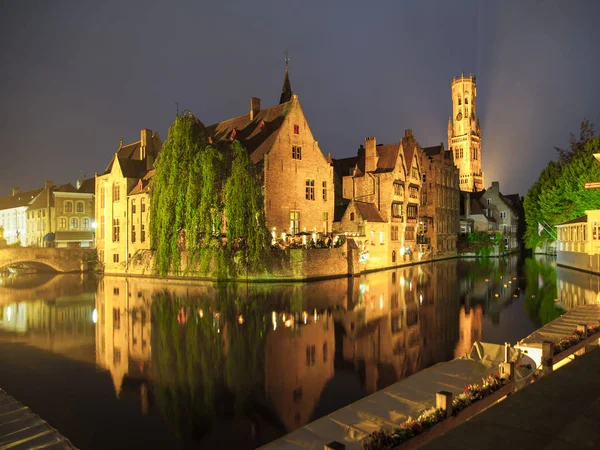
[95, 129, 161, 272]
[448, 74, 484, 192]
[420, 143, 460, 257]
[333, 129, 424, 269]
[206, 68, 335, 238]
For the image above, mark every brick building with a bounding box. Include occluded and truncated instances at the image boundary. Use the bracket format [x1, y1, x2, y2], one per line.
[207, 67, 335, 237]
[333, 129, 423, 269]
[420, 143, 460, 257]
[95, 129, 161, 272]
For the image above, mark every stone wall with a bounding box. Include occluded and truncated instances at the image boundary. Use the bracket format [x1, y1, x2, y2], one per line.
[557, 250, 600, 274]
[116, 240, 361, 281]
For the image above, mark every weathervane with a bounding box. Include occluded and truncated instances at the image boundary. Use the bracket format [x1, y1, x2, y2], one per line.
[284, 49, 290, 67]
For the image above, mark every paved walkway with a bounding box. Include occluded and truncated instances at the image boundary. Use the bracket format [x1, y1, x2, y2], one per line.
[423, 346, 600, 450]
[0, 388, 75, 449]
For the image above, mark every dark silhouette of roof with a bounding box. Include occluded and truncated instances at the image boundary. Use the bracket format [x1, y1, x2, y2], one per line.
[332, 156, 358, 179]
[78, 178, 96, 194]
[334, 204, 349, 222]
[0, 188, 44, 210]
[422, 144, 444, 158]
[279, 67, 292, 104]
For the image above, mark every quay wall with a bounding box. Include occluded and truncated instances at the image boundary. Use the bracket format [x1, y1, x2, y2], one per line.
[557, 250, 600, 275]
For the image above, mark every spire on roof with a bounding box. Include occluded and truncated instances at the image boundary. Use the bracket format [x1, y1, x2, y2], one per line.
[279, 50, 292, 104]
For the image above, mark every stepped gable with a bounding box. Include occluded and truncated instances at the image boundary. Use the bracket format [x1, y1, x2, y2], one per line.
[206, 100, 293, 164]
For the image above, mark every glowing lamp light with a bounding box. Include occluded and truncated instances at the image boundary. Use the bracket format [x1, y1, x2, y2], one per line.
[495, 293, 499, 298]
[198, 308, 204, 318]
[303, 312, 308, 324]
[7, 306, 12, 321]
[272, 311, 277, 330]
[92, 309, 98, 324]
[379, 295, 383, 310]
[314, 308, 317, 322]
[419, 293, 423, 305]
[238, 315, 244, 325]
[281, 232, 286, 240]
[91, 221, 98, 230]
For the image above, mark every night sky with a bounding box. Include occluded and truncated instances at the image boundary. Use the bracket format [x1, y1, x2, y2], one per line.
[1, 0, 599, 197]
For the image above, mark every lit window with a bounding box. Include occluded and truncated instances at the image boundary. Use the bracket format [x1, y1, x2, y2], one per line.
[290, 211, 300, 234]
[70, 218, 79, 229]
[292, 146, 302, 160]
[305, 179, 315, 200]
[59, 218, 67, 229]
[379, 230, 384, 245]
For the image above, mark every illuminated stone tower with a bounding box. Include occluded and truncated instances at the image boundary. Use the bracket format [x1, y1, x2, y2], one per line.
[448, 74, 483, 192]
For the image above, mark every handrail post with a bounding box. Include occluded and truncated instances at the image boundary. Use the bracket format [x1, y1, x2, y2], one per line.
[542, 341, 554, 376]
[576, 324, 588, 356]
[500, 361, 515, 389]
[436, 391, 453, 418]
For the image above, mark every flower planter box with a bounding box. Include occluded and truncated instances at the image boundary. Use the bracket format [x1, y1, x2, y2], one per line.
[392, 381, 514, 450]
[552, 330, 600, 365]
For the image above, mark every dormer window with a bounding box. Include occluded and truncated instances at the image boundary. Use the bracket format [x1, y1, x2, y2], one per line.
[294, 124, 299, 134]
[458, 96, 462, 106]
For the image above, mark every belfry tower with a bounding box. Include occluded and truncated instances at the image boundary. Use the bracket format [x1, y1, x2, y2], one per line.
[448, 74, 483, 192]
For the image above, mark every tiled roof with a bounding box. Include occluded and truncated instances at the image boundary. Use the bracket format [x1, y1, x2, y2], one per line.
[374, 143, 400, 173]
[354, 201, 385, 222]
[78, 178, 95, 194]
[557, 215, 587, 226]
[206, 100, 293, 164]
[118, 158, 148, 179]
[0, 188, 44, 211]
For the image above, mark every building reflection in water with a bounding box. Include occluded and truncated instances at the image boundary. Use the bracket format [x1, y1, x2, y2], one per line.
[0, 253, 581, 448]
[0, 273, 96, 362]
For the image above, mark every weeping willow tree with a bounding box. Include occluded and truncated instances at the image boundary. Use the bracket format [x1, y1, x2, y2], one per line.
[150, 112, 207, 276]
[150, 112, 268, 277]
[224, 140, 269, 274]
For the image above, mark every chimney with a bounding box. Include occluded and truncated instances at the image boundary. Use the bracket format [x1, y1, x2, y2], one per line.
[491, 181, 499, 192]
[12, 187, 19, 196]
[364, 136, 378, 173]
[140, 129, 152, 161]
[405, 129, 413, 137]
[465, 192, 471, 217]
[250, 97, 260, 121]
[44, 181, 54, 189]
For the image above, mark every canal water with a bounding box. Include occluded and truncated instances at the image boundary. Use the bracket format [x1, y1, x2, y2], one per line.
[0, 254, 597, 449]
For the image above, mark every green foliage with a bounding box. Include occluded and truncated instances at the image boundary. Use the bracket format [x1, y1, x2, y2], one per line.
[523, 257, 564, 326]
[150, 112, 207, 276]
[524, 121, 600, 250]
[150, 112, 268, 278]
[464, 232, 503, 257]
[224, 140, 269, 274]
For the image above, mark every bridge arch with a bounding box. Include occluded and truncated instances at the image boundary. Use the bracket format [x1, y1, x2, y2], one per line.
[0, 248, 94, 273]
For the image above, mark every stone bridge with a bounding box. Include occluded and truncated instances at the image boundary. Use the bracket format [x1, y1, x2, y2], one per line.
[0, 247, 95, 273]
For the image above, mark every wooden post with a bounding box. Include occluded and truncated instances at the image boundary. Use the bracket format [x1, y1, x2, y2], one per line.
[436, 391, 453, 418]
[576, 324, 588, 356]
[500, 361, 515, 389]
[542, 341, 554, 375]
[324, 442, 345, 450]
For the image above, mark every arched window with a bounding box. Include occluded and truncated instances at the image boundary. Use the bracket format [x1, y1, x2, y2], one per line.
[141, 198, 146, 213]
[350, 212, 355, 221]
[131, 199, 137, 214]
[70, 218, 79, 229]
[82, 218, 90, 229]
[458, 96, 462, 106]
[59, 218, 67, 229]
[392, 251, 396, 263]
[76, 201, 84, 213]
[65, 201, 73, 213]
[465, 96, 469, 105]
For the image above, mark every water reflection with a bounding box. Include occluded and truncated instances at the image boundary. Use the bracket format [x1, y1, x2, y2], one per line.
[1, 255, 598, 449]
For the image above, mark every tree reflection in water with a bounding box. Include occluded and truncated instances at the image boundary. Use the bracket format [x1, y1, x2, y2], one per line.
[524, 256, 563, 327]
